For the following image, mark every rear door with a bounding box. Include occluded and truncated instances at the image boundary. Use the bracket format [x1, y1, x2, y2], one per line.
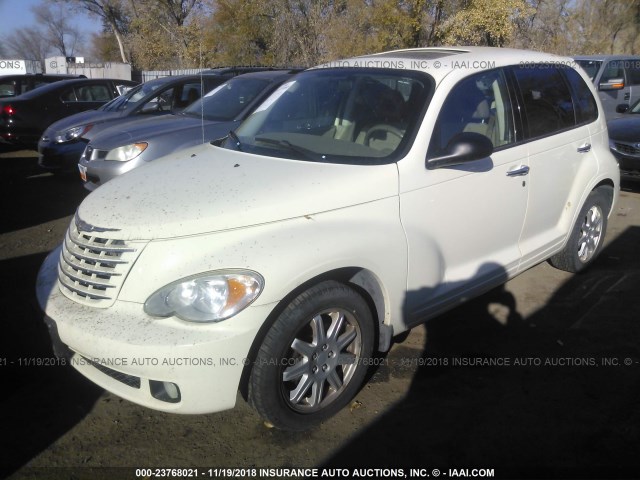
[512, 65, 598, 268]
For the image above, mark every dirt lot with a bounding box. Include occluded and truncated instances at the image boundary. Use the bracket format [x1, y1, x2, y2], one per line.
[1, 150, 639, 480]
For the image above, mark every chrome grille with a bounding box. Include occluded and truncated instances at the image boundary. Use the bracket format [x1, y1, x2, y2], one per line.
[58, 223, 146, 307]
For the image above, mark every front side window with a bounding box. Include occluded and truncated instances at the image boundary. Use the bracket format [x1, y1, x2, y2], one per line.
[513, 66, 575, 138]
[222, 68, 433, 165]
[429, 69, 515, 157]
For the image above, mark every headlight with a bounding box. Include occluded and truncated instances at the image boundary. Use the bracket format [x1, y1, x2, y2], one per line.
[54, 124, 93, 143]
[144, 270, 264, 322]
[105, 142, 148, 161]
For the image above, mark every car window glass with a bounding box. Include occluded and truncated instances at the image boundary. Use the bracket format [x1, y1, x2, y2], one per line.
[75, 84, 111, 102]
[173, 82, 202, 110]
[0, 82, 16, 97]
[183, 78, 269, 121]
[513, 66, 576, 138]
[575, 60, 602, 81]
[601, 61, 626, 83]
[429, 68, 515, 157]
[60, 88, 78, 102]
[141, 87, 174, 113]
[563, 67, 598, 124]
[625, 59, 640, 85]
[225, 68, 432, 165]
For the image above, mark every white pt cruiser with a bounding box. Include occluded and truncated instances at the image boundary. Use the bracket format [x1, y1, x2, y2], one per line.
[37, 47, 620, 430]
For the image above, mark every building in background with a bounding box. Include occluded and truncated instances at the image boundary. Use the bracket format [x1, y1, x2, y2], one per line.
[45, 56, 131, 81]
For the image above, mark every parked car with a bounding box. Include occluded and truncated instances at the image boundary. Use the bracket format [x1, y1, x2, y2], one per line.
[607, 98, 640, 179]
[78, 69, 301, 189]
[38, 74, 233, 174]
[37, 47, 619, 431]
[0, 77, 137, 149]
[0, 73, 86, 98]
[574, 55, 640, 119]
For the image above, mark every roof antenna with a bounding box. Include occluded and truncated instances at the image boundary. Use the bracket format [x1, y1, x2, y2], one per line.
[199, 30, 205, 145]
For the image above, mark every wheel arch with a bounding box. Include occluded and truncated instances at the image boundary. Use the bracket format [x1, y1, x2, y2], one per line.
[238, 266, 390, 402]
[593, 179, 615, 216]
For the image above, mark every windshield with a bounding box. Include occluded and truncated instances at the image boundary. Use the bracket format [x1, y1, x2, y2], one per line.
[99, 80, 164, 112]
[183, 78, 271, 121]
[221, 68, 433, 164]
[576, 60, 603, 81]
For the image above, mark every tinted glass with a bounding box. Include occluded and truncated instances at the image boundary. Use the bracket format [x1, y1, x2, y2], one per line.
[184, 78, 270, 121]
[513, 66, 575, 138]
[563, 68, 598, 124]
[624, 59, 640, 85]
[429, 69, 515, 157]
[222, 68, 433, 164]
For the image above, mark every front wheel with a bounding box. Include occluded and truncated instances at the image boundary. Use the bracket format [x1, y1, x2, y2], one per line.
[248, 281, 374, 431]
[549, 188, 610, 273]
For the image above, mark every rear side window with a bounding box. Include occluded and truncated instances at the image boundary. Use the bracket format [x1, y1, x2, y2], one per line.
[513, 66, 575, 138]
[563, 68, 598, 124]
[625, 59, 640, 85]
[429, 68, 516, 156]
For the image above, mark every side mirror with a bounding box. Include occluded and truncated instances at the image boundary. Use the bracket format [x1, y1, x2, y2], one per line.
[599, 78, 625, 91]
[426, 132, 493, 170]
[616, 104, 630, 113]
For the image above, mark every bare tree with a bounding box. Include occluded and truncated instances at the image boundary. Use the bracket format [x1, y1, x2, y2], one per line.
[33, 3, 83, 57]
[4, 27, 50, 70]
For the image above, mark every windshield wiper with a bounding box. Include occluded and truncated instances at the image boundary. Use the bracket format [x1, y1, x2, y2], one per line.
[254, 136, 322, 161]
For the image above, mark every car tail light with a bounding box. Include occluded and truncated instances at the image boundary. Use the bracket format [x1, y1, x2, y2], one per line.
[2, 104, 15, 116]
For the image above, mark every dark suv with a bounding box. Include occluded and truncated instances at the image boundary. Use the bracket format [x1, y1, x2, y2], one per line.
[0, 73, 85, 98]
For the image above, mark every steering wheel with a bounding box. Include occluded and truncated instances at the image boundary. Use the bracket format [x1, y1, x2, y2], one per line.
[364, 124, 404, 146]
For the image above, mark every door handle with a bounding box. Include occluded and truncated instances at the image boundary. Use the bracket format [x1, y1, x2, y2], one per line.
[624, 92, 631, 100]
[506, 165, 530, 176]
[577, 143, 591, 153]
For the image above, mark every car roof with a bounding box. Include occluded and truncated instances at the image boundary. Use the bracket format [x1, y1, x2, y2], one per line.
[314, 46, 577, 83]
[222, 69, 302, 81]
[574, 55, 640, 60]
[16, 77, 137, 99]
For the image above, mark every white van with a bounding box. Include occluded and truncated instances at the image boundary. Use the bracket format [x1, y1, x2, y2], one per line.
[37, 47, 620, 430]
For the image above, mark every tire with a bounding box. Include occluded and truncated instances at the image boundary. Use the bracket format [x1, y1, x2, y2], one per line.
[248, 280, 374, 431]
[549, 188, 609, 273]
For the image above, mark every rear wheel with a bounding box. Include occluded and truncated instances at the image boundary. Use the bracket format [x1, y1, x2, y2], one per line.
[549, 188, 609, 273]
[248, 281, 374, 430]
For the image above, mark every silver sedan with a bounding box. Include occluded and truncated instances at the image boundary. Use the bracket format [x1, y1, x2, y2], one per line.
[78, 69, 300, 190]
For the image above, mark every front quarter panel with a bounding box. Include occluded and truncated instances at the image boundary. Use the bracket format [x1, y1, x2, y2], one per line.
[118, 197, 408, 331]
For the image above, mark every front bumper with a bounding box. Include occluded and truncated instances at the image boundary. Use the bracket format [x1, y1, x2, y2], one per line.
[36, 247, 273, 414]
[38, 140, 87, 172]
[610, 146, 640, 179]
[78, 156, 144, 191]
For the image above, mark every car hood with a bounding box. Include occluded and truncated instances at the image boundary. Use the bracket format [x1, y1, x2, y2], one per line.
[44, 110, 123, 135]
[76, 143, 398, 241]
[607, 116, 640, 142]
[89, 114, 223, 150]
